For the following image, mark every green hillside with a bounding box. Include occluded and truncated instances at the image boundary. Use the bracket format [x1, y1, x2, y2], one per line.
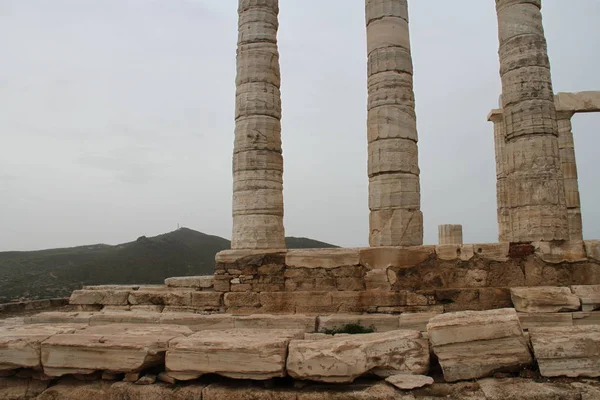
[0, 229, 337, 303]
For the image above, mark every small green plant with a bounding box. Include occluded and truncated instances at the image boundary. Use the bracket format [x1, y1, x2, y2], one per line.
[322, 323, 376, 335]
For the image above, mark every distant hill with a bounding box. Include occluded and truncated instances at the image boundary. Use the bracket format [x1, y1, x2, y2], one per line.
[0, 228, 337, 303]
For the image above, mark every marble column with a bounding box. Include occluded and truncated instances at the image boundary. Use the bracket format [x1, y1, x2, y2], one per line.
[495, 0, 568, 242]
[366, 0, 423, 246]
[438, 225, 464, 245]
[232, 0, 285, 249]
[488, 109, 511, 242]
[557, 111, 583, 240]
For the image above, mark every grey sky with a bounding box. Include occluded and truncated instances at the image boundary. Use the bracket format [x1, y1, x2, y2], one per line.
[0, 0, 598, 251]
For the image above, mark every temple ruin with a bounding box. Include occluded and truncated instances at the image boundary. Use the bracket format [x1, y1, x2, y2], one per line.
[1, 1, 599, 398]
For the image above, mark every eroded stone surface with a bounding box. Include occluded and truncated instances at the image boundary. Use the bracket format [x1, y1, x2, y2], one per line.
[510, 287, 580, 313]
[70, 290, 129, 306]
[287, 330, 429, 383]
[164, 276, 214, 289]
[427, 308, 532, 382]
[317, 315, 398, 333]
[478, 378, 579, 400]
[386, 373, 433, 390]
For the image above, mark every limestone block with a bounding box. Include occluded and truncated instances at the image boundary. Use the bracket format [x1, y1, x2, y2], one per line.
[510, 287, 580, 313]
[232, 214, 286, 250]
[26, 312, 95, 325]
[555, 91, 600, 113]
[501, 67, 554, 106]
[0, 324, 85, 371]
[130, 305, 163, 312]
[0, 377, 50, 399]
[232, 188, 284, 216]
[166, 329, 304, 380]
[234, 115, 282, 154]
[285, 248, 360, 269]
[89, 311, 161, 326]
[317, 315, 399, 333]
[585, 241, 600, 262]
[127, 290, 193, 306]
[365, 269, 391, 291]
[427, 308, 532, 382]
[69, 290, 129, 306]
[508, 204, 569, 243]
[478, 377, 580, 400]
[572, 312, 600, 326]
[369, 209, 424, 247]
[367, 106, 417, 143]
[438, 225, 463, 245]
[236, 45, 280, 87]
[41, 324, 191, 377]
[286, 330, 429, 383]
[159, 313, 235, 331]
[435, 244, 475, 261]
[82, 285, 139, 291]
[232, 149, 283, 174]
[368, 173, 420, 211]
[234, 315, 316, 332]
[190, 292, 223, 308]
[571, 285, 600, 312]
[367, 46, 413, 76]
[534, 241, 587, 264]
[472, 243, 510, 262]
[235, 82, 281, 120]
[366, 17, 410, 54]
[164, 276, 214, 289]
[368, 138, 419, 176]
[399, 312, 442, 331]
[529, 326, 600, 378]
[386, 374, 433, 390]
[367, 72, 415, 111]
[233, 170, 283, 192]
[366, 0, 408, 25]
[517, 313, 573, 330]
[238, 0, 279, 15]
[496, 1, 544, 44]
[216, 249, 286, 264]
[237, 21, 277, 47]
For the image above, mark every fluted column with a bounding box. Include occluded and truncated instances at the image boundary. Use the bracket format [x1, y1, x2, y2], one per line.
[488, 109, 511, 242]
[366, 0, 423, 247]
[557, 111, 583, 240]
[495, 0, 568, 242]
[438, 225, 464, 245]
[232, 0, 285, 249]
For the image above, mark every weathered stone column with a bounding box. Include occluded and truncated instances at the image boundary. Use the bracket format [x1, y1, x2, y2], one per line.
[438, 225, 464, 245]
[488, 109, 511, 242]
[557, 111, 583, 240]
[231, 0, 285, 249]
[366, 0, 423, 246]
[495, 0, 568, 242]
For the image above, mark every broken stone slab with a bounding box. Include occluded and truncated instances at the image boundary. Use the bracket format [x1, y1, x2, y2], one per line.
[529, 326, 600, 378]
[89, 311, 161, 326]
[427, 308, 532, 382]
[533, 241, 588, 264]
[128, 289, 194, 306]
[286, 330, 429, 383]
[511, 287, 581, 313]
[571, 285, 600, 311]
[386, 373, 434, 390]
[159, 313, 235, 331]
[166, 329, 304, 380]
[285, 248, 361, 269]
[317, 314, 399, 333]
[41, 324, 192, 377]
[435, 244, 475, 261]
[478, 377, 580, 400]
[25, 312, 96, 324]
[234, 314, 316, 332]
[0, 324, 85, 371]
[69, 290, 129, 306]
[215, 249, 287, 264]
[164, 276, 214, 289]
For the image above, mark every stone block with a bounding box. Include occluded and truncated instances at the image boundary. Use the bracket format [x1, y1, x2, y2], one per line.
[36, 378, 113, 400]
[285, 249, 360, 269]
[190, 292, 223, 308]
[234, 315, 316, 332]
[0, 377, 50, 399]
[518, 313, 573, 330]
[398, 312, 441, 331]
[215, 249, 287, 264]
[359, 246, 434, 270]
[364, 269, 391, 290]
[571, 285, 600, 311]
[530, 326, 600, 377]
[478, 378, 580, 400]
[366, 16, 410, 54]
[511, 287, 581, 313]
[26, 312, 95, 325]
[166, 329, 304, 380]
[110, 381, 206, 399]
[572, 312, 600, 326]
[369, 210, 424, 247]
[41, 324, 191, 377]
[69, 290, 129, 306]
[427, 308, 532, 382]
[0, 324, 85, 371]
[128, 290, 193, 307]
[287, 330, 429, 383]
[164, 276, 214, 289]
[224, 292, 260, 309]
[585, 241, 600, 262]
[298, 382, 401, 400]
[317, 315, 399, 333]
[534, 241, 587, 264]
[203, 383, 297, 400]
[472, 243, 510, 262]
[89, 311, 161, 326]
[435, 245, 475, 261]
[159, 313, 235, 331]
[386, 374, 434, 390]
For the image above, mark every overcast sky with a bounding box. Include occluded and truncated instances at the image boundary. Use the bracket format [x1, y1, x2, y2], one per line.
[0, 0, 598, 251]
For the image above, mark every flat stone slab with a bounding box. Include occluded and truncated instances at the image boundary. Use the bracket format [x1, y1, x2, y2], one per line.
[385, 373, 434, 390]
[234, 314, 316, 332]
[164, 276, 214, 289]
[0, 324, 85, 371]
[510, 287, 581, 313]
[41, 324, 191, 376]
[529, 326, 600, 378]
[427, 308, 532, 382]
[69, 290, 129, 306]
[317, 314, 399, 333]
[571, 285, 600, 311]
[89, 311, 161, 326]
[166, 329, 304, 381]
[159, 313, 235, 331]
[25, 312, 96, 324]
[286, 330, 429, 383]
